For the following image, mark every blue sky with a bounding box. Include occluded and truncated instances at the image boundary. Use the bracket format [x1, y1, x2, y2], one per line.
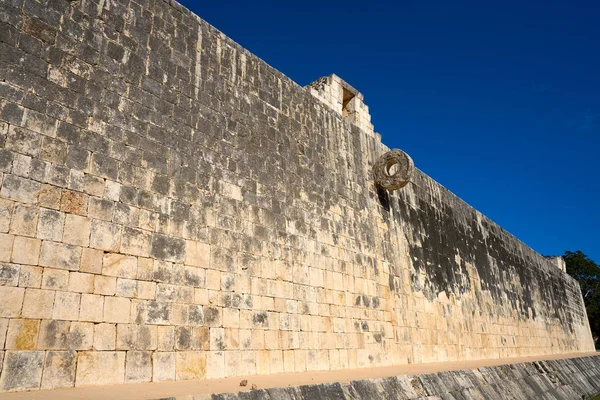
[180, 0, 600, 263]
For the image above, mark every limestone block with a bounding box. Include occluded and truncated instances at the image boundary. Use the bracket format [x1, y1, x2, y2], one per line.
[90, 220, 121, 252]
[79, 294, 104, 322]
[136, 257, 153, 281]
[152, 352, 175, 382]
[37, 184, 61, 210]
[104, 297, 131, 323]
[150, 233, 185, 262]
[39, 241, 81, 271]
[1, 175, 40, 204]
[52, 291, 81, 321]
[0, 262, 19, 286]
[75, 351, 125, 386]
[137, 280, 156, 300]
[36, 208, 64, 241]
[125, 351, 152, 383]
[21, 288, 55, 319]
[116, 278, 137, 298]
[94, 323, 116, 350]
[41, 350, 76, 389]
[0, 199, 14, 233]
[157, 325, 175, 351]
[59, 189, 88, 216]
[121, 227, 151, 257]
[93, 275, 116, 295]
[185, 240, 210, 268]
[103, 253, 137, 278]
[68, 272, 94, 293]
[69, 322, 93, 350]
[175, 351, 206, 380]
[0, 351, 44, 391]
[0, 286, 24, 317]
[203, 306, 221, 327]
[146, 300, 171, 325]
[0, 319, 8, 348]
[19, 265, 42, 288]
[80, 248, 102, 274]
[62, 214, 90, 247]
[38, 320, 70, 350]
[11, 236, 41, 265]
[0, 233, 14, 262]
[41, 268, 69, 290]
[5, 319, 39, 350]
[9, 205, 38, 237]
[225, 351, 241, 376]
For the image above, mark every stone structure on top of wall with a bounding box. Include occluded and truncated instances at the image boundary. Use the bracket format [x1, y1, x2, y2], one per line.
[0, 0, 594, 393]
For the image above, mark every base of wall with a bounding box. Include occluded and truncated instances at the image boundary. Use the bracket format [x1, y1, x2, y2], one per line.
[0, 352, 598, 400]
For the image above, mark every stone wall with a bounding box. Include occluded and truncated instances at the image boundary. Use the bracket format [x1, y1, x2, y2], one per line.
[163, 355, 600, 399]
[0, 0, 594, 392]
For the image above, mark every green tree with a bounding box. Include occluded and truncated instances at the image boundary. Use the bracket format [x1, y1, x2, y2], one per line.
[563, 250, 600, 349]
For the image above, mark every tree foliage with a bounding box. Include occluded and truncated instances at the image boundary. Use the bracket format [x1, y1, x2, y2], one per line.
[563, 250, 600, 349]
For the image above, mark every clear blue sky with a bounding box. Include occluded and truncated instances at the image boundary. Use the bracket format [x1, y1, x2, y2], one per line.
[180, 0, 600, 263]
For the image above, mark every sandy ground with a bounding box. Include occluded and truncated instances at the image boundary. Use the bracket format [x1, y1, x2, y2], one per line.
[0, 351, 597, 400]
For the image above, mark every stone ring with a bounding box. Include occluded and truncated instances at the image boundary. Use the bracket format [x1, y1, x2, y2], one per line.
[373, 149, 414, 190]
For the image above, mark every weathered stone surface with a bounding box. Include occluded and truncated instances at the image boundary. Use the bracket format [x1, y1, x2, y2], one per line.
[0, 351, 44, 391]
[75, 352, 125, 386]
[0, 0, 594, 393]
[41, 350, 76, 389]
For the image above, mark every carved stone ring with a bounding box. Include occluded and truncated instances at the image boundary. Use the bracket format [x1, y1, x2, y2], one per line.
[373, 149, 414, 190]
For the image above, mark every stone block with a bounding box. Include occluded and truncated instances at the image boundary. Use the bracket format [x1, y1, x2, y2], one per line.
[41, 268, 69, 290]
[80, 247, 103, 274]
[62, 214, 90, 247]
[52, 291, 81, 320]
[104, 296, 130, 323]
[37, 184, 62, 210]
[90, 220, 121, 252]
[79, 294, 104, 322]
[9, 204, 37, 236]
[136, 257, 154, 281]
[59, 189, 88, 216]
[93, 275, 116, 295]
[116, 278, 137, 298]
[146, 300, 171, 325]
[39, 241, 81, 270]
[102, 253, 137, 278]
[75, 351, 125, 386]
[0, 199, 14, 233]
[0, 233, 14, 262]
[175, 351, 206, 380]
[137, 280, 156, 300]
[150, 233, 185, 262]
[0, 351, 44, 391]
[16, 265, 40, 288]
[121, 227, 151, 257]
[185, 240, 210, 268]
[21, 288, 55, 319]
[93, 323, 116, 350]
[5, 319, 39, 350]
[0, 286, 25, 317]
[68, 272, 94, 293]
[1, 175, 40, 204]
[152, 352, 175, 382]
[0, 262, 19, 286]
[225, 351, 242, 376]
[206, 351, 225, 379]
[10, 236, 41, 265]
[157, 325, 175, 351]
[36, 208, 64, 241]
[38, 320, 70, 350]
[41, 350, 76, 389]
[69, 322, 93, 350]
[125, 351, 152, 383]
